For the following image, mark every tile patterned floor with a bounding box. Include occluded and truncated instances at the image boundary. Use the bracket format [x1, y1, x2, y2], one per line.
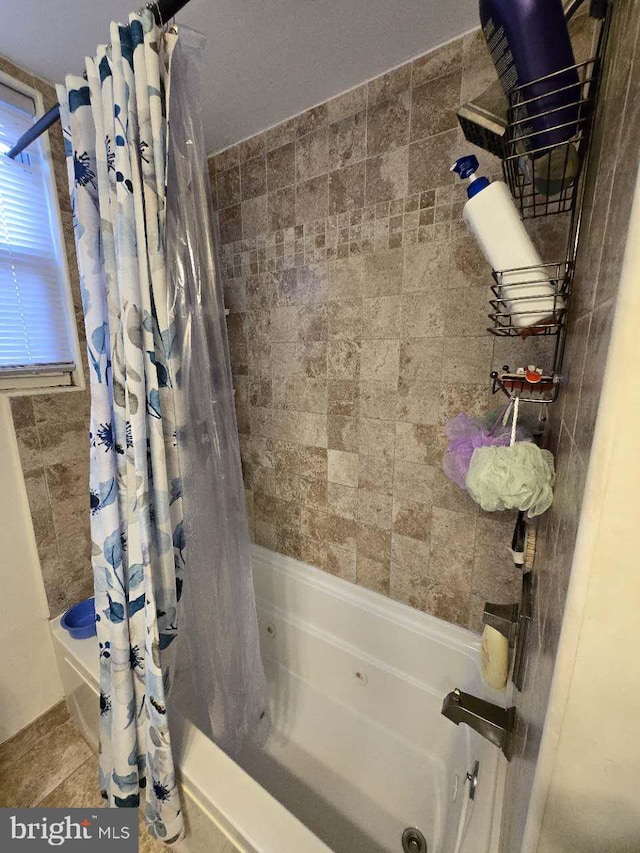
[0, 702, 165, 852]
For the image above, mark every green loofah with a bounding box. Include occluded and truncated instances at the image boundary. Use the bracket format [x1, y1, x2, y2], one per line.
[466, 441, 555, 517]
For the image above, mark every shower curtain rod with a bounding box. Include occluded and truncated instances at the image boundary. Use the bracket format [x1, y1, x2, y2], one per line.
[7, 0, 191, 159]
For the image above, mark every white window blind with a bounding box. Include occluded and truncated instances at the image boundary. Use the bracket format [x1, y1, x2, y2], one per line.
[0, 81, 75, 377]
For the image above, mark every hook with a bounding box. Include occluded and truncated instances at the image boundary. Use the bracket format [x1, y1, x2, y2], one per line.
[144, 2, 164, 27]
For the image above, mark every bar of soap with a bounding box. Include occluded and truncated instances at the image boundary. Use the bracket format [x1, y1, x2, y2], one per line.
[481, 625, 509, 690]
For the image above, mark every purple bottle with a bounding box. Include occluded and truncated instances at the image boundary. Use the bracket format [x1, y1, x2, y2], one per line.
[480, 0, 580, 155]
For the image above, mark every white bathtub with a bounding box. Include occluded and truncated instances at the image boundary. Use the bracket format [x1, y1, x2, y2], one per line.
[51, 545, 507, 853]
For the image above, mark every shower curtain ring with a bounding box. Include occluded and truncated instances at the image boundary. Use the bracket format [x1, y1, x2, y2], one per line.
[145, 1, 164, 27]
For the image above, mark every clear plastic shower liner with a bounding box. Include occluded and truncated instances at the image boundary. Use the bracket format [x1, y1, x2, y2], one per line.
[165, 27, 270, 755]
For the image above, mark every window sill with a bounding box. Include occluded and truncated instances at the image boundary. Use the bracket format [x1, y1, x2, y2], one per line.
[0, 365, 85, 396]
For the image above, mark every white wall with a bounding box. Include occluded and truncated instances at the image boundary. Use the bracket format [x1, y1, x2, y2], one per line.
[0, 395, 62, 744]
[522, 174, 640, 850]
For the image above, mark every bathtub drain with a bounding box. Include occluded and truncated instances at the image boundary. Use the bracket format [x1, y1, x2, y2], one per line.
[401, 827, 427, 853]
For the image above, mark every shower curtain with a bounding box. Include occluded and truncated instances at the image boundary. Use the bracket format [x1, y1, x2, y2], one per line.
[165, 29, 270, 755]
[57, 10, 268, 845]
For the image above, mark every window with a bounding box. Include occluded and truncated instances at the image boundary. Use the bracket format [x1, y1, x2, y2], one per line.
[0, 75, 81, 392]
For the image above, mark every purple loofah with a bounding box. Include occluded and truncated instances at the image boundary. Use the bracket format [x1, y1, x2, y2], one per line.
[442, 413, 529, 490]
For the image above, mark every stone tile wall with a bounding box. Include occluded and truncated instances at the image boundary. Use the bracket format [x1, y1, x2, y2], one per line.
[499, 1, 640, 849]
[209, 17, 592, 631]
[1, 55, 92, 616]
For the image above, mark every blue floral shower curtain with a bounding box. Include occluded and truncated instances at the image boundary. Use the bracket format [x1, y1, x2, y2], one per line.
[57, 11, 184, 844]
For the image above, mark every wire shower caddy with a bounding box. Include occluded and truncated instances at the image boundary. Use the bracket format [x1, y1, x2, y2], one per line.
[501, 56, 601, 220]
[488, 0, 613, 405]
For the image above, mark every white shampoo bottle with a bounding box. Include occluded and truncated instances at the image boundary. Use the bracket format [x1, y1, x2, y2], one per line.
[451, 155, 563, 331]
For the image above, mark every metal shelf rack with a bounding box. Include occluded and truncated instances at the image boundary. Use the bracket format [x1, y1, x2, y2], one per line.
[489, 0, 613, 406]
[501, 57, 601, 220]
[489, 261, 572, 337]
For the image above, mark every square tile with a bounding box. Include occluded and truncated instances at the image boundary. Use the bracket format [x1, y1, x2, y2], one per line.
[359, 379, 398, 421]
[397, 380, 441, 425]
[407, 130, 458, 193]
[266, 142, 295, 190]
[328, 449, 359, 487]
[39, 421, 87, 466]
[356, 555, 390, 595]
[301, 507, 357, 552]
[328, 415, 359, 451]
[403, 240, 450, 293]
[328, 256, 365, 300]
[358, 417, 396, 459]
[242, 195, 268, 238]
[296, 127, 330, 182]
[296, 263, 328, 303]
[296, 175, 329, 222]
[270, 306, 299, 342]
[329, 110, 366, 168]
[367, 91, 411, 156]
[327, 483, 358, 520]
[296, 104, 329, 137]
[328, 299, 363, 339]
[299, 303, 328, 341]
[264, 118, 297, 151]
[328, 340, 360, 379]
[399, 338, 444, 384]
[327, 543, 357, 580]
[329, 162, 365, 215]
[241, 155, 267, 199]
[444, 287, 489, 337]
[15, 428, 42, 472]
[10, 396, 35, 429]
[389, 562, 431, 612]
[217, 165, 241, 208]
[357, 524, 391, 565]
[329, 379, 359, 416]
[391, 532, 430, 570]
[412, 39, 463, 86]
[361, 296, 401, 338]
[360, 339, 400, 383]
[430, 506, 477, 555]
[363, 248, 403, 296]
[442, 336, 494, 384]
[400, 293, 446, 338]
[327, 85, 367, 123]
[219, 204, 242, 243]
[368, 65, 411, 106]
[268, 187, 296, 231]
[357, 489, 393, 529]
[365, 148, 409, 205]
[393, 460, 435, 504]
[358, 453, 394, 495]
[395, 422, 438, 465]
[410, 71, 462, 141]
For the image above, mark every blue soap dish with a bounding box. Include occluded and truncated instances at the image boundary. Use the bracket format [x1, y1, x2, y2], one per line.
[60, 597, 96, 640]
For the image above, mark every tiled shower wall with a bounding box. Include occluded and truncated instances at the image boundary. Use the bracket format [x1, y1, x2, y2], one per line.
[500, 1, 640, 849]
[210, 18, 592, 630]
[2, 12, 593, 639]
[1, 55, 92, 617]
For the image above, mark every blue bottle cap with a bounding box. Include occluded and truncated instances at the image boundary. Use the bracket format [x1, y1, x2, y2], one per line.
[451, 155, 480, 180]
[451, 155, 490, 198]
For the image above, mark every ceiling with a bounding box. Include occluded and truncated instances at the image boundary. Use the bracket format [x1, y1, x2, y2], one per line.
[0, 0, 479, 154]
